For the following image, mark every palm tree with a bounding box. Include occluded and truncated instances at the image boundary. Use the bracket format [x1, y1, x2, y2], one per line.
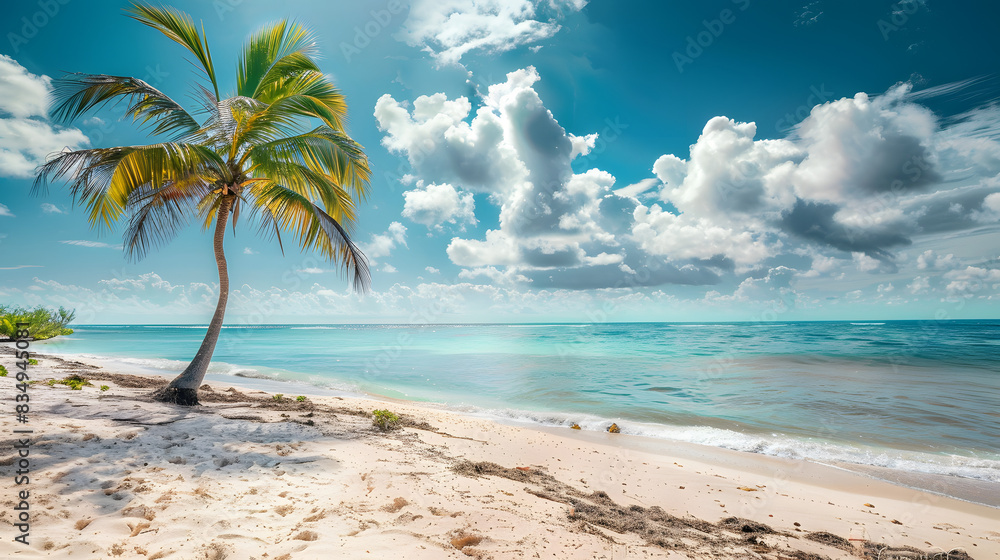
[34, 3, 371, 405]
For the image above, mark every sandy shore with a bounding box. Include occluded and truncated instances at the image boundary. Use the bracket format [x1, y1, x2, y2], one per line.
[1, 349, 997, 559]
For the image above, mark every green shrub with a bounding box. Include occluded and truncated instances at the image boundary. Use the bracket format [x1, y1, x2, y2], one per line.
[0, 365, 7, 377]
[100, 385, 110, 392]
[272, 393, 283, 401]
[372, 409, 400, 431]
[28, 358, 38, 366]
[0, 305, 75, 340]
[47, 374, 92, 390]
[296, 395, 306, 402]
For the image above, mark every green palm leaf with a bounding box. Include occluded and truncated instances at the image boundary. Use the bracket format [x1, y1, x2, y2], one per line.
[248, 181, 370, 292]
[51, 73, 200, 138]
[126, 2, 220, 99]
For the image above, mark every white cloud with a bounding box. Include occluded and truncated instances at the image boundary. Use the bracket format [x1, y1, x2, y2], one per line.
[425, 266, 441, 274]
[907, 276, 930, 294]
[243, 247, 257, 255]
[800, 252, 840, 277]
[631, 203, 778, 266]
[60, 240, 122, 249]
[362, 222, 408, 259]
[977, 192, 1000, 222]
[377, 69, 1000, 294]
[0, 55, 88, 178]
[852, 252, 881, 272]
[943, 266, 1000, 298]
[643, 81, 1000, 271]
[100, 272, 180, 293]
[457, 265, 530, 285]
[916, 250, 957, 270]
[0, 203, 14, 217]
[402, 182, 477, 230]
[297, 267, 325, 274]
[0, 55, 50, 118]
[379, 67, 644, 282]
[397, 0, 587, 66]
[41, 203, 65, 214]
[381, 264, 398, 273]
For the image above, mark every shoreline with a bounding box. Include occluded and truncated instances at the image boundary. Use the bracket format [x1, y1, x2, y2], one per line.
[38, 345, 1000, 507]
[1, 347, 998, 558]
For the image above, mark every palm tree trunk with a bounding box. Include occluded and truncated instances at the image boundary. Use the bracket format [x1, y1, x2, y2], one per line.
[155, 196, 234, 405]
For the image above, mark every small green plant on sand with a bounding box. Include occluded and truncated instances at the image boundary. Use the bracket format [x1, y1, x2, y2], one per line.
[272, 394, 284, 401]
[296, 395, 306, 402]
[28, 358, 38, 365]
[372, 409, 400, 431]
[47, 374, 92, 390]
[0, 365, 7, 377]
[100, 385, 110, 392]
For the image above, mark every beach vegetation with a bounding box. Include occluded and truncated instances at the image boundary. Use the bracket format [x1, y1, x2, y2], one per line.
[34, 3, 371, 406]
[0, 365, 7, 376]
[273, 393, 284, 401]
[100, 385, 110, 392]
[0, 305, 75, 340]
[372, 409, 400, 431]
[47, 374, 93, 390]
[296, 395, 307, 402]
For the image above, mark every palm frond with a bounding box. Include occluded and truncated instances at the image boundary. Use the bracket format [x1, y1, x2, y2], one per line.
[34, 143, 228, 230]
[51, 73, 200, 138]
[126, 2, 220, 99]
[245, 127, 371, 206]
[196, 95, 271, 161]
[238, 20, 320, 99]
[124, 177, 211, 261]
[253, 71, 347, 132]
[247, 181, 370, 292]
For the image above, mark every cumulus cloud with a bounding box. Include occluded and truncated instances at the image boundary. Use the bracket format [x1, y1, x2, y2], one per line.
[362, 222, 408, 259]
[377, 68, 1000, 300]
[397, 0, 587, 66]
[644, 81, 1000, 270]
[41, 203, 65, 214]
[0, 55, 88, 178]
[0, 203, 14, 217]
[402, 182, 477, 229]
[378, 67, 707, 289]
[916, 250, 958, 270]
[100, 272, 180, 292]
[632, 203, 778, 266]
[907, 276, 930, 294]
[943, 266, 1000, 298]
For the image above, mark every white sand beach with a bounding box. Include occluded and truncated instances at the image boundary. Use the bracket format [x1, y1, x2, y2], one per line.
[2, 349, 997, 559]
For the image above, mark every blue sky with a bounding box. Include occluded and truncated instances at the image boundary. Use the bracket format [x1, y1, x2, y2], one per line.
[1, 0, 999, 323]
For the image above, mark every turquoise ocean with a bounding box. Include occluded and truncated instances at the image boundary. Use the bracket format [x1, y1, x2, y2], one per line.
[37, 321, 1000, 493]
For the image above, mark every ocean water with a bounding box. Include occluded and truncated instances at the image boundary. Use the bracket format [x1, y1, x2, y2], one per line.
[37, 321, 1000, 487]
